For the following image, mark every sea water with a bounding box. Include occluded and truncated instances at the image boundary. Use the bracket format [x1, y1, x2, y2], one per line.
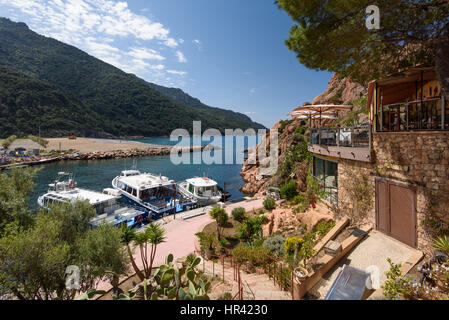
[31, 136, 260, 207]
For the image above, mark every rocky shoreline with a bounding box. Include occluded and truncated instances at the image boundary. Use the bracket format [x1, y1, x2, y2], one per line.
[0, 145, 209, 170]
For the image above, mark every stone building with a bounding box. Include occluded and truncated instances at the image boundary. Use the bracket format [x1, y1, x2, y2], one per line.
[302, 67, 447, 254]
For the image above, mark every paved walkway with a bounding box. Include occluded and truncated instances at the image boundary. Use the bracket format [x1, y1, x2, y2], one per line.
[309, 230, 419, 299]
[97, 198, 267, 293]
[97, 212, 213, 292]
[223, 198, 266, 215]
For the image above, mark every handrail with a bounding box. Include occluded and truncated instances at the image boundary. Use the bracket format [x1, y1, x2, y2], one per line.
[243, 280, 256, 300]
[382, 96, 441, 108]
[194, 249, 295, 300]
[309, 125, 371, 148]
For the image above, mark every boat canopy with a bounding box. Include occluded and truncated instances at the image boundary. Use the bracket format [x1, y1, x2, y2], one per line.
[120, 170, 141, 177]
[118, 173, 175, 190]
[43, 188, 118, 206]
[186, 177, 218, 187]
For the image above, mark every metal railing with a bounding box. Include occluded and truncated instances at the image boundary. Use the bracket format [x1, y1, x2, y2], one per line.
[378, 96, 447, 132]
[195, 250, 295, 300]
[310, 125, 371, 148]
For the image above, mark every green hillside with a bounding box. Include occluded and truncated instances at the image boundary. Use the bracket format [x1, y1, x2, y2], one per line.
[0, 18, 264, 138]
[0, 67, 105, 138]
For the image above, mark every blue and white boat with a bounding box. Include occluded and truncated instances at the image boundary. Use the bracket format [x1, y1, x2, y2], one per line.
[177, 177, 222, 206]
[112, 170, 197, 220]
[38, 172, 147, 229]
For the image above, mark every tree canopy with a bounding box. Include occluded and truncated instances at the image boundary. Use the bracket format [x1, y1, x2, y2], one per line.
[0, 168, 130, 300]
[277, 0, 449, 96]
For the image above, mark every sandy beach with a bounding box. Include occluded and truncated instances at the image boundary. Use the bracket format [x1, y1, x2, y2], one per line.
[45, 138, 167, 153]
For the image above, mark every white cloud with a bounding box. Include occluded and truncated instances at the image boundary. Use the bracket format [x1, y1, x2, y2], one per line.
[0, 0, 190, 86]
[167, 70, 187, 76]
[128, 47, 165, 61]
[192, 39, 202, 50]
[249, 88, 256, 96]
[176, 51, 187, 63]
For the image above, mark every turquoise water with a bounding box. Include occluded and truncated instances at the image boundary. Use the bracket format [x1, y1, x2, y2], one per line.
[31, 136, 259, 207]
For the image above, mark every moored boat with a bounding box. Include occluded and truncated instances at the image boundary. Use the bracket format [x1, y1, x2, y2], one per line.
[38, 172, 147, 229]
[177, 177, 223, 206]
[112, 170, 197, 220]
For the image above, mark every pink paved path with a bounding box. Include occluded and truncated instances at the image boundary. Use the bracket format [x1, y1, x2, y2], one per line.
[97, 213, 212, 292]
[97, 198, 266, 292]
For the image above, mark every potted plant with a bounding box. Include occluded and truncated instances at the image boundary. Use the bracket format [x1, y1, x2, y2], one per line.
[294, 266, 309, 282]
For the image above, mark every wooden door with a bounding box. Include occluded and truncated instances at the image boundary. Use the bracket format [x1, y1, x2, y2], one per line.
[375, 178, 417, 248]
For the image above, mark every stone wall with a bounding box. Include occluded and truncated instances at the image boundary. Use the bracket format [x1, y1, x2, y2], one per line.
[373, 131, 449, 253]
[337, 159, 376, 227]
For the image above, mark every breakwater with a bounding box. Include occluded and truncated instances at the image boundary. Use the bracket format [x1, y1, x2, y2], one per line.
[0, 145, 209, 171]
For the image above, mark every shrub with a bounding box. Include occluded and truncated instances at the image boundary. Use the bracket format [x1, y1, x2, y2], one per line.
[195, 232, 218, 253]
[209, 207, 229, 240]
[299, 232, 317, 268]
[237, 216, 268, 243]
[28, 135, 49, 148]
[284, 237, 304, 255]
[1, 135, 17, 149]
[231, 244, 272, 266]
[280, 181, 299, 200]
[263, 198, 276, 211]
[277, 137, 311, 179]
[315, 220, 336, 238]
[434, 236, 449, 255]
[263, 235, 286, 257]
[217, 292, 233, 300]
[382, 258, 413, 300]
[231, 207, 246, 222]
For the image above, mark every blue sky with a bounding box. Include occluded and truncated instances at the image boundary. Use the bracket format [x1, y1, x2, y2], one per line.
[0, 0, 332, 128]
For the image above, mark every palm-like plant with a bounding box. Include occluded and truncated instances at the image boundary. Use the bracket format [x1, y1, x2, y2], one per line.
[146, 223, 166, 278]
[120, 224, 145, 281]
[209, 207, 228, 240]
[434, 236, 449, 255]
[134, 223, 166, 279]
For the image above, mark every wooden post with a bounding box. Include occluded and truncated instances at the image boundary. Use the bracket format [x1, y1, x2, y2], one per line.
[380, 96, 383, 131]
[280, 264, 283, 289]
[420, 71, 424, 129]
[351, 127, 355, 147]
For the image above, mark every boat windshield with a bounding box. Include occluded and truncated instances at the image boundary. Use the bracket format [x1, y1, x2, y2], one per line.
[94, 199, 119, 215]
[196, 186, 218, 196]
[139, 185, 177, 202]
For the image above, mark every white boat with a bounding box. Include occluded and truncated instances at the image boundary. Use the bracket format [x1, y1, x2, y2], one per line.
[38, 172, 147, 229]
[112, 170, 197, 219]
[177, 177, 222, 206]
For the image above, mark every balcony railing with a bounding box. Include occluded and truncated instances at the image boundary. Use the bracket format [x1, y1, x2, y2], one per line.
[377, 96, 447, 132]
[310, 125, 371, 148]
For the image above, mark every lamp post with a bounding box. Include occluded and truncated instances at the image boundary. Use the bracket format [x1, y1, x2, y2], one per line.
[223, 182, 230, 204]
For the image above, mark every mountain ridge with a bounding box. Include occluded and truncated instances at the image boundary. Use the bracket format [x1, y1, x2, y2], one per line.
[0, 17, 265, 138]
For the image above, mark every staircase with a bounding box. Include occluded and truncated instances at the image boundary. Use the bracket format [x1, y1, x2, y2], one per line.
[200, 259, 291, 300]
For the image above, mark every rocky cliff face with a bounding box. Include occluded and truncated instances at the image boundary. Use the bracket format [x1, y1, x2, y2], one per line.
[239, 73, 367, 196]
[312, 73, 367, 105]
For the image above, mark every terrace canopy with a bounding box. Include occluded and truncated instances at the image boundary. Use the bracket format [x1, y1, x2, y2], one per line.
[288, 104, 353, 127]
